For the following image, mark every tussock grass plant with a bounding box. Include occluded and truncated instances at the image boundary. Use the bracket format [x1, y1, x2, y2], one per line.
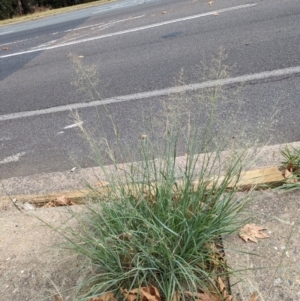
[55, 50, 270, 301]
[280, 145, 300, 172]
[277, 145, 300, 191]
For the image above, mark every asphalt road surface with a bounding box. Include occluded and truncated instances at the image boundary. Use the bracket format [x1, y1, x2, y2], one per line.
[0, 0, 300, 179]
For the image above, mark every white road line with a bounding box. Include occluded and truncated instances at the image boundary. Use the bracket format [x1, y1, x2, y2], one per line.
[0, 4, 256, 59]
[0, 65, 299, 122]
[0, 152, 26, 164]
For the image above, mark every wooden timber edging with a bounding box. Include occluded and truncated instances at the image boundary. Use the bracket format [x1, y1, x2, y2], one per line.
[0, 166, 285, 207]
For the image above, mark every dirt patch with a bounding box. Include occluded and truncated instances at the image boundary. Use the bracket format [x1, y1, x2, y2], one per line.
[0, 205, 87, 301]
[224, 190, 300, 301]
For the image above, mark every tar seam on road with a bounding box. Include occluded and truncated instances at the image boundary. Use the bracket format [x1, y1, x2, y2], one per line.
[1, 65, 300, 122]
[0, 3, 256, 58]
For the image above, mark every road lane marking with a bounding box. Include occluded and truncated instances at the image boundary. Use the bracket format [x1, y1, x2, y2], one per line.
[0, 4, 256, 58]
[0, 152, 26, 164]
[0, 65, 299, 122]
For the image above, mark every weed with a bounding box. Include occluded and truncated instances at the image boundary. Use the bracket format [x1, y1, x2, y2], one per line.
[277, 145, 300, 191]
[280, 145, 300, 172]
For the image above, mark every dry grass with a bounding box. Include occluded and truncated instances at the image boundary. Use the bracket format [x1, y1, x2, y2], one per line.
[0, 0, 116, 27]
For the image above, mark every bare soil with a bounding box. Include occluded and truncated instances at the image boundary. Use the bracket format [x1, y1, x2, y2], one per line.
[0, 204, 87, 301]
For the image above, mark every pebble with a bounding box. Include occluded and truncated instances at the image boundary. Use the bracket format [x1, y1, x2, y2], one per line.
[23, 202, 36, 211]
[274, 278, 283, 286]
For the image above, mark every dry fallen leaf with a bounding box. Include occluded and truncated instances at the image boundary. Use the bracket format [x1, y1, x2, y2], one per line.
[217, 277, 232, 301]
[213, 12, 219, 16]
[141, 134, 148, 139]
[239, 224, 269, 243]
[2, 46, 8, 50]
[185, 290, 221, 301]
[171, 292, 181, 301]
[88, 292, 116, 301]
[284, 169, 298, 183]
[78, 55, 84, 59]
[45, 196, 75, 207]
[122, 286, 160, 301]
[55, 196, 70, 205]
[284, 169, 292, 177]
[161, 11, 167, 14]
[249, 292, 259, 301]
[205, 242, 226, 269]
[208, 1, 214, 6]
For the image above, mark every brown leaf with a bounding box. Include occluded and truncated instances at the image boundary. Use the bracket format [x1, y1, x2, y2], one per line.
[213, 12, 219, 16]
[208, 1, 214, 6]
[284, 169, 298, 183]
[217, 277, 226, 294]
[171, 292, 181, 301]
[88, 292, 116, 301]
[2, 46, 8, 50]
[239, 224, 269, 243]
[249, 292, 259, 301]
[216, 277, 232, 300]
[122, 286, 160, 301]
[142, 286, 160, 301]
[122, 289, 137, 301]
[185, 291, 221, 301]
[161, 11, 167, 14]
[45, 196, 75, 207]
[56, 196, 69, 205]
[45, 200, 55, 207]
[205, 242, 225, 268]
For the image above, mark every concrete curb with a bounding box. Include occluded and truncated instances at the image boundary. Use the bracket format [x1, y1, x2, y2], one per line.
[1, 141, 300, 207]
[0, 166, 285, 206]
